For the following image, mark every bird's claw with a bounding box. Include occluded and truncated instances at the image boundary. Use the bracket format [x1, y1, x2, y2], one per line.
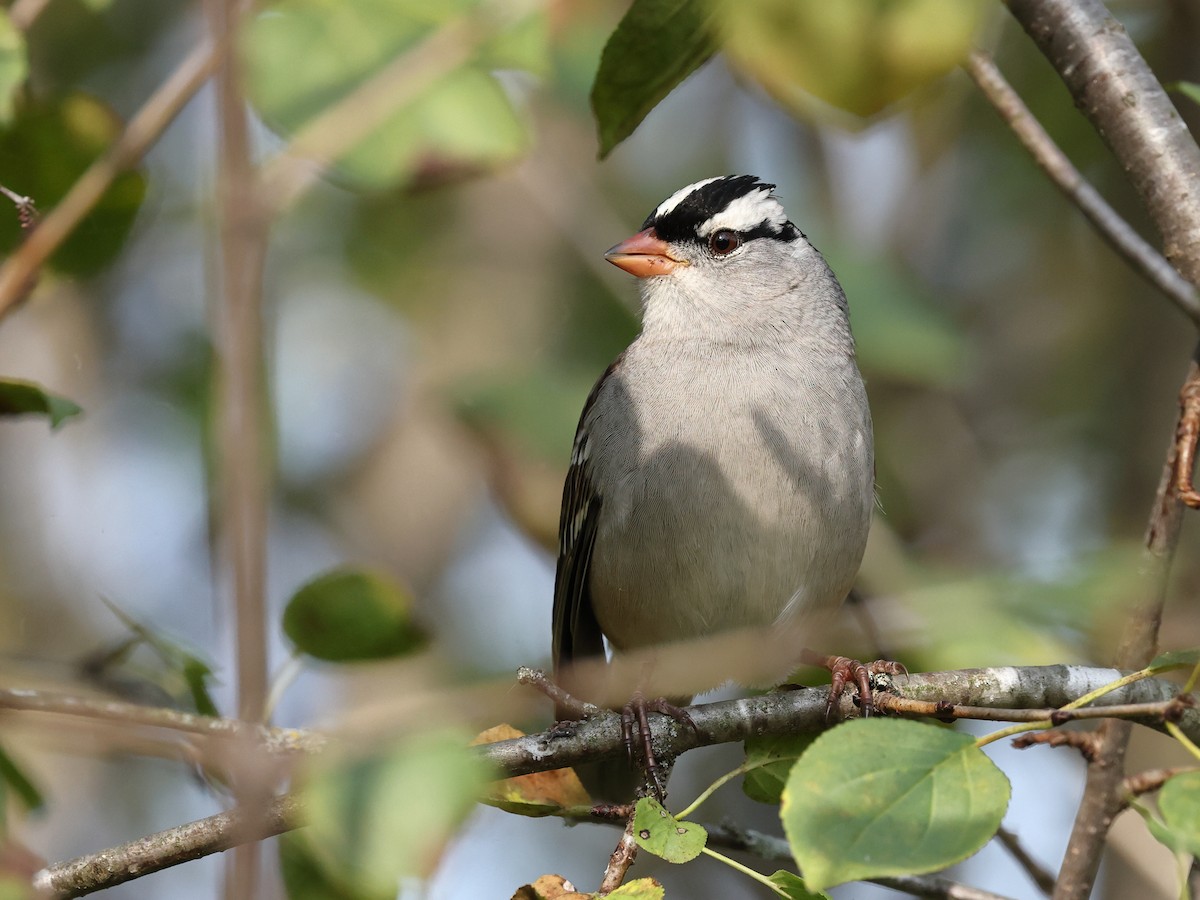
[620, 692, 698, 801]
[820, 655, 907, 721]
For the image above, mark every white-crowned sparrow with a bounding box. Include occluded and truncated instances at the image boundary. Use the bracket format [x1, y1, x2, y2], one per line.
[552, 175, 874, 724]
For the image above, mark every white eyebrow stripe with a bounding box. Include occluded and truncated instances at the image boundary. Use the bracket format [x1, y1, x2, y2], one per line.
[653, 177, 723, 220]
[698, 189, 786, 235]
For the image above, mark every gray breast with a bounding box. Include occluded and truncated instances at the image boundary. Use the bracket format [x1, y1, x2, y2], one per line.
[585, 344, 873, 652]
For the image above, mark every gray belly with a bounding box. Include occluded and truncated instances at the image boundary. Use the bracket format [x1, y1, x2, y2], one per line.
[587, 369, 872, 652]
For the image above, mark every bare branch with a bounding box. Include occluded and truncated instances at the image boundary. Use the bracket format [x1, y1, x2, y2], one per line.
[995, 826, 1055, 896]
[1005, 0, 1200, 285]
[0, 41, 219, 319]
[205, 0, 273, 894]
[33, 795, 301, 898]
[0, 687, 325, 754]
[1173, 361, 1200, 507]
[964, 51, 1200, 324]
[1002, 3, 1200, 894]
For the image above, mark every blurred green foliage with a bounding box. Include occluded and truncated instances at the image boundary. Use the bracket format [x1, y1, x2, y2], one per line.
[0, 378, 81, 428]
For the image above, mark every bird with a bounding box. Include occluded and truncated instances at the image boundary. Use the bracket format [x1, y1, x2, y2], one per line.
[551, 176, 876, 796]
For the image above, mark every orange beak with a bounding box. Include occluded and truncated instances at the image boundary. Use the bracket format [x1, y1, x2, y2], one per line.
[604, 228, 684, 278]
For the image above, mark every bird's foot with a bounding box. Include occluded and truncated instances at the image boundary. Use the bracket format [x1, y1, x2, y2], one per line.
[621, 691, 698, 801]
[801, 652, 907, 721]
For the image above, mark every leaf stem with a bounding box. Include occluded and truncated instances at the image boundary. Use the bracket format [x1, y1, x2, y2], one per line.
[700, 846, 788, 896]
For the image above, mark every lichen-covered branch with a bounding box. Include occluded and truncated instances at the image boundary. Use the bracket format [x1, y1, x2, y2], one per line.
[33, 795, 302, 898]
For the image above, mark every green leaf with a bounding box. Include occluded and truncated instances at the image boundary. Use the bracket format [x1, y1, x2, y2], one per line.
[0, 378, 81, 428]
[297, 730, 490, 894]
[768, 871, 829, 900]
[743, 733, 814, 805]
[1157, 771, 1200, 856]
[782, 719, 1010, 891]
[607, 879, 666, 899]
[0, 93, 146, 274]
[280, 831, 393, 900]
[101, 598, 220, 716]
[0, 93, 146, 276]
[824, 248, 965, 387]
[0, 744, 43, 813]
[283, 567, 426, 662]
[715, 0, 989, 121]
[0, 13, 27, 125]
[590, 0, 716, 158]
[1147, 648, 1200, 671]
[241, 0, 539, 190]
[632, 797, 707, 863]
[1169, 81, 1200, 108]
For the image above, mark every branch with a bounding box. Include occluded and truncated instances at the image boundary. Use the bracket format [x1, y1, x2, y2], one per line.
[1002, 4, 1200, 896]
[0, 687, 325, 754]
[32, 794, 301, 898]
[480, 666, 1196, 778]
[963, 51, 1200, 325]
[0, 40, 218, 319]
[20, 663, 1194, 896]
[1005, 0, 1200, 284]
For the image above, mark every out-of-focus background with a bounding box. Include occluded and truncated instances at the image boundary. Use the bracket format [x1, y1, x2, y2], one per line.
[1, 0, 1199, 897]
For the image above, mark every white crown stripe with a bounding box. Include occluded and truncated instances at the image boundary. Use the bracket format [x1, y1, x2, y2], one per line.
[652, 176, 724, 221]
[700, 189, 787, 235]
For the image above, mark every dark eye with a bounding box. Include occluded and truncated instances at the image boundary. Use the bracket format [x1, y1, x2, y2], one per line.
[708, 229, 741, 256]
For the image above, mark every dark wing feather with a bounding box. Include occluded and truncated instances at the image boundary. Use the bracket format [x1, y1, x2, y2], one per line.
[552, 358, 623, 690]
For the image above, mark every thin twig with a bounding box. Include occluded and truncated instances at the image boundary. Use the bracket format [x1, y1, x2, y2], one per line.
[0, 41, 219, 319]
[996, 826, 1055, 896]
[872, 693, 1188, 725]
[32, 794, 302, 898]
[0, 687, 323, 754]
[1121, 766, 1194, 800]
[965, 51, 1200, 324]
[516, 666, 604, 720]
[1173, 363, 1200, 507]
[206, 0, 272, 895]
[1011, 730, 1102, 761]
[598, 815, 639, 894]
[255, 13, 477, 215]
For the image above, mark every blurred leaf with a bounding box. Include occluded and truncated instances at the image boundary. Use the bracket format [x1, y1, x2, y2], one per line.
[768, 871, 828, 900]
[716, 0, 989, 121]
[0, 746, 41, 814]
[283, 567, 426, 662]
[297, 730, 490, 895]
[241, 0, 541, 190]
[101, 598, 220, 715]
[743, 733, 813, 805]
[472, 725, 591, 815]
[454, 368, 597, 464]
[181, 657, 219, 717]
[0, 378, 81, 428]
[0, 93, 145, 276]
[1148, 648, 1200, 671]
[823, 248, 964, 387]
[607, 880, 665, 899]
[632, 797, 707, 863]
[78, 0, 114, 8]
[0, 878, 31, 900]
[0, 14, 27, 125]
[591, 0, 715, 158]
[1169, 81, 1200, 108]
[280, 831, 393, 900]
[783, 719, 1009, 891]
[510, 874, 593, 899]
[1157, 771, 1200, 856]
